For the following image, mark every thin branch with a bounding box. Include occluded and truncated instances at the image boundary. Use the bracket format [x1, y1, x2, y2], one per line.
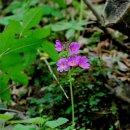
[83, 0, 104, 25]
[44, 59, 69, 99]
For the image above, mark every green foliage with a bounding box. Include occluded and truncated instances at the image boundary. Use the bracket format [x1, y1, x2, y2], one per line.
[40, 40, 59, 61]
[14, 124, 36, 130]
[0, 113, 13, 122]
[87, 31, 102, 45]
[50, 20, 86, 38]
[45, 117, 69, 129]
[21, 7, 43, 33]
[0, 75, 10, 102]
[0, 0, 127, 129]
[11, 117, 47, 125]
[56, 0, 66, 8]
[0, 5, 56, 102]
[110, 102, 118, 115]
[0, 114, 68, 130]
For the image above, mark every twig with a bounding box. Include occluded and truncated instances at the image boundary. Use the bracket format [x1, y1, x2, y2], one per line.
[105, 84, 130, 104]
[44, 59, 69, 99]
[83, 0, 104, 25]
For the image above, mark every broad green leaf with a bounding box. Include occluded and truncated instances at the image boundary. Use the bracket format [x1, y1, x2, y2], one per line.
[25, 27, 51, 39]
[8, 69, 28, 85]
[0, 20, 22, 54]
[0, 75, 10, 102]
[45, 117, 69, 129]
[14, 124, 36, 130]
[0, 113, 13, 121]
[0, 38, 43, 85]
[21, 7, 43, 33]
[0, 38, 43, 68]
[41, 40, 59, 61]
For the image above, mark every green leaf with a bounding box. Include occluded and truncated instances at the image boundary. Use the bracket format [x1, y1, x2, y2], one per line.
[8, 69, 28, 85]
[45, 117, 69, 129]
[3, 1, 23, 14]
[14, 124, 36, 130]
[0, 20, 22, 54]
[0, 38, 42, 85]
[0, 16, 15, 25]
[51, 8, 63, 18]
[0, 113, 13, 121]
[0, 75, 10, 102]
[51, 21, 72, 31]
[41, 40, 59, 61]
[56, 0, 66, 8]
[96, 92, 106, 97]
[11, 117, 46, 125]
[41, 5, 52, 15]
[21, 7, 43, 33]
[65, 29, 75, 38]
[30, 27, 51, 39]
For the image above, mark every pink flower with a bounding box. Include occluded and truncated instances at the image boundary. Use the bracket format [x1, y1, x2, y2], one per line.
[67, 56, 78, 67]
[69, 42, 80, 54]
[55, 40, 65, 52]
[78, 56, 90, 69]
[57, 58, 70, 72]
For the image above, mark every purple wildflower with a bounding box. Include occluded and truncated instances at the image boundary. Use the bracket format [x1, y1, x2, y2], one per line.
[57, 58, 70, 72]
[67, 56, 78, 67]
[55, 40, 65, 52]
[78, 56, 90, 69]
[69, 42, 80, 54]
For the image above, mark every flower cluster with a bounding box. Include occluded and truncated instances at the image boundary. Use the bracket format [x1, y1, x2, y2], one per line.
[55, 40, 90, 72]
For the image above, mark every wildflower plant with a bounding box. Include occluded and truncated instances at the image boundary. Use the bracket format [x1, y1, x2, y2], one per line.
[55, 40, 90, 129]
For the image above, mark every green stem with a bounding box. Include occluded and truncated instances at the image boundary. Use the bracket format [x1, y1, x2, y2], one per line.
[78, 0, 84, 37]
[79, 0, 84, 22]
[69, 70, 75, 129]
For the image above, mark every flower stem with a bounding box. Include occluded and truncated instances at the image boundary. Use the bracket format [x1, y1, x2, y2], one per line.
[69, 70, 75, 129]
